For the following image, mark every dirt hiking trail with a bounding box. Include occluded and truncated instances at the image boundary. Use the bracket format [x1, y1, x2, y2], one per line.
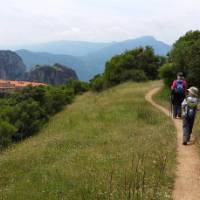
[146, 87, 200, 200]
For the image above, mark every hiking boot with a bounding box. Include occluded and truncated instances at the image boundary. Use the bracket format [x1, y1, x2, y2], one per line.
[182, 142, 187, 145]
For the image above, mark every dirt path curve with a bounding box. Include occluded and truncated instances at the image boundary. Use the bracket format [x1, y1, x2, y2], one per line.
[145, 87, 200, 200]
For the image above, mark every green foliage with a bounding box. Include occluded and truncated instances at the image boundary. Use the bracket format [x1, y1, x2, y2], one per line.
[0, 80, 89, 148]
[161, 30, 200, 88]
[0, 121, 16, 149]
[159, 63, 176, 86]
[66, 79, 90, 94]
[13, 99, 46, 140]
[90, 74, 105, 92]
[104, 47, 163, 86]
[91, 46, 165, 91]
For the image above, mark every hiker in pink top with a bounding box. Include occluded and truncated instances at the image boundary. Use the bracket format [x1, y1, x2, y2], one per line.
[171, 72, 187, 118]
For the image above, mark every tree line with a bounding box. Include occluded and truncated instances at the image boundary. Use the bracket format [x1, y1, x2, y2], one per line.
[90, 30, 200, 91]
[90, 46, 166, 91]
[159, 30, 200, 88]
[0, 80, 89, 150]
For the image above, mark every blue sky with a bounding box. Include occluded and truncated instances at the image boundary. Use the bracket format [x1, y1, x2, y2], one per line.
[1, 0, 200, 47]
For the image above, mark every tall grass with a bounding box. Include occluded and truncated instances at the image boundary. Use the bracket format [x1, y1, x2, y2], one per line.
[0, 82, 176, 200]
[153, 86, 171, 108]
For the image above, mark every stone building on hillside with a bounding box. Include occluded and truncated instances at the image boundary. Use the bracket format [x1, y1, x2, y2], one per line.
[0, 79, 47, 93]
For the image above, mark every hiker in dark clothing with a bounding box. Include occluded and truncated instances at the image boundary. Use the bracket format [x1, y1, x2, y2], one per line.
[182, 87, 199, 145]
[171, 72, 187, 118]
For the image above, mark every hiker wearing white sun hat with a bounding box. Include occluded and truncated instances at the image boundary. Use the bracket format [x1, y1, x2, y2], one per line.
[182, 86, 199, 145]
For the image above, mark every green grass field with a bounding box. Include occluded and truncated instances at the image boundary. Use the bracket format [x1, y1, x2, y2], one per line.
[0, 82, 176, 200]
[192, 112, 200, 150]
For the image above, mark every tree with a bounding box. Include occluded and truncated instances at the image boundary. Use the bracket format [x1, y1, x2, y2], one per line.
[169, 30, 200, 88]
[0, 121, 16, 149]
[159, 63, 176, 86]
[90, 74, 105, 92]
[104, 46, 164, 87]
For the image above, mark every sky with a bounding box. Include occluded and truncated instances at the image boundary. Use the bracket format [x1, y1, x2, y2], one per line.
[0, 0, 200, 48]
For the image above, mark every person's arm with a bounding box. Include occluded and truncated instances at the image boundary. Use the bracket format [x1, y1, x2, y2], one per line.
[182, 99, 187, 116]
[171, 80, 176, 90]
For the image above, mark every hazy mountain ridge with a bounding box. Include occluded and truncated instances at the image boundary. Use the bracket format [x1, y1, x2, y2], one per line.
[0, 50, 26, 79]
[16, 50, 90, 81]
[81, 36, 171, 75]
[15, 36, 171, 81]
[21, 63, 78, 85]
[17, 41, 111, 57]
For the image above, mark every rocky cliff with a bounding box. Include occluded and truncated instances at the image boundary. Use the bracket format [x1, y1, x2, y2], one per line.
[0, 50, 26, 79]
[22, 63, 78, 85]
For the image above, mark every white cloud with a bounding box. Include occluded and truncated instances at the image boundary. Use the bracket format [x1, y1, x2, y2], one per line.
[0, 0, 200, 48]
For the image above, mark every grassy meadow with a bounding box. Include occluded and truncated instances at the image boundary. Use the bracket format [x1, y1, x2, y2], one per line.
[153, 85, 171, 109]
[0, 82, 176, 200]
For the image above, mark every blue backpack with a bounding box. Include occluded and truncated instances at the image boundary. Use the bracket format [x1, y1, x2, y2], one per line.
[175, 80, 184, 94]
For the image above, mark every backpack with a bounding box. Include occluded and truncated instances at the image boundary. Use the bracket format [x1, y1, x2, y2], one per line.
[175, 80, 184, 94]
[186, 99, 197, 119]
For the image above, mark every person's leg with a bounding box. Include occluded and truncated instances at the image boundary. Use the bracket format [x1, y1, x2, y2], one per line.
[177, 104, 182, 118]
[174, 104, 179, 118]
[173, 104, 177, 118]
[188, 118, 195, 142]
[183, 117, 190, 144]
[177, 95, 184, 118]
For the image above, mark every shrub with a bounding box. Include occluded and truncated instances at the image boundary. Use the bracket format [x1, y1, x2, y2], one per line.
[0, 121, 17, 149]
[161, 30, 200, 88]
[66, 80, 90, 94]
[90, 74, 105, 92]
[101, 46, 165, 89]
[159, 63, 176, 86]
[0, 80, 89, 149]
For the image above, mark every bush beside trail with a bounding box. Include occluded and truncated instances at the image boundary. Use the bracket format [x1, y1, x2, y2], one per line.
[90, 46, 166, 91]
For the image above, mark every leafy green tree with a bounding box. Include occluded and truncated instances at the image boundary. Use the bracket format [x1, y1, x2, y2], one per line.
[0, 121, 17, 149]
[13, 99, 46, 140]
[66, 80, 90, 94]
[159, 63, 176, 86]
[90, 74, 105, 92]
[104, 46, 164, 87]
[169, 30, 200, 88]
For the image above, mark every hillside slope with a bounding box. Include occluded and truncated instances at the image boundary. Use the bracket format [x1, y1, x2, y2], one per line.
[0, 82, 176, 200]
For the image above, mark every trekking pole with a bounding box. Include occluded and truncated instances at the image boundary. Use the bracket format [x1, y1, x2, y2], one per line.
[169, 95, 173, 117]
[169, 96, 171, 117]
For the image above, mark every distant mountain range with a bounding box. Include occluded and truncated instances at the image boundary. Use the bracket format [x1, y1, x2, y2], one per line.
[0, 50, 26, 80]
[0, 51, 78, 85]
[17, 41, 111, 57]
[15, 36, 171, 81]
[16, 50, 90, 81]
